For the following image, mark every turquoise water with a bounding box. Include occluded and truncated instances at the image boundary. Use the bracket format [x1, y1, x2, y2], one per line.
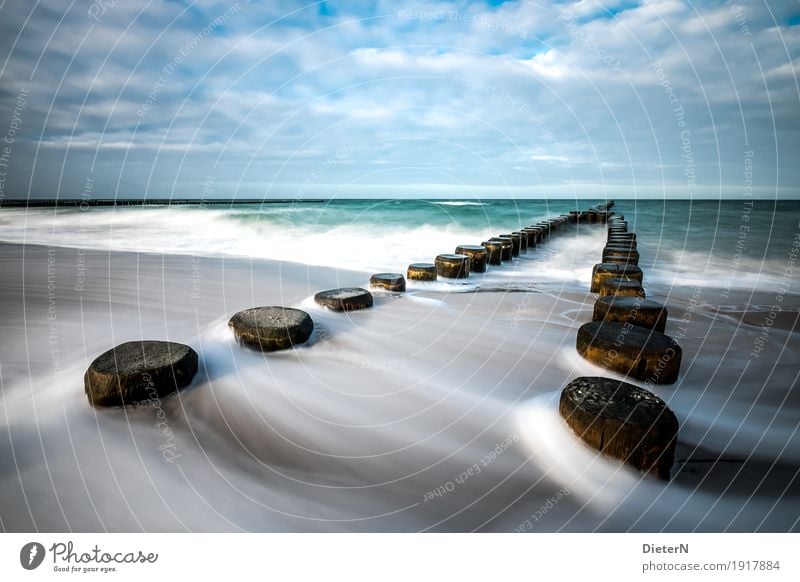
[225, 199, 595, 229]
[1, 198, 798, 291]
[624, 199, 799, 266]
[219, 198, 800, 267]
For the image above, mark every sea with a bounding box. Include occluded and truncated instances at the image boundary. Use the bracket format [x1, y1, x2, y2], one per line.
[1, 198, 798, 294]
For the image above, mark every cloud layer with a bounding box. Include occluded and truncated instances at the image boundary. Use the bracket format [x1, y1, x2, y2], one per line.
[0, 0, 798, 199]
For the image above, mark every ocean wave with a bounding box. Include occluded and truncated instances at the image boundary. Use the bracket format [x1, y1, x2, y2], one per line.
[0, 205, 608, 295]
[431, 201, 486, 207]
[0, 202, 792, 292]
[0, 206, 498, 273]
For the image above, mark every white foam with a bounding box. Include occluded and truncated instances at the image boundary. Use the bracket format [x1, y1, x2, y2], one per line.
[0, 207, 604, 291]
[431, 201, 486, 207]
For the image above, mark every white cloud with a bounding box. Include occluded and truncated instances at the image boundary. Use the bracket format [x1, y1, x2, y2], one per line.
[0, 0, 797, 198]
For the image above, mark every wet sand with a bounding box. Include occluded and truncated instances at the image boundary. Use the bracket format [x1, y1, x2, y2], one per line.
[0, 242, 798, 532]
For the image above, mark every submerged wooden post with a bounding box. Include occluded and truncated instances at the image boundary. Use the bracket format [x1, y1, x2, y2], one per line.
[559, 376, 678, 480]
[490, 237, 513, 261]
[605, 238, 637, 250]
[455, 245, 488, 273]
[593, 296, 668, 333]
[84, 340, 198, 407]
[591, 263, 644, 292]
[314, 288, 374, 311]
[369, 273, 406, 292]
[512, 231, 528, 252]
[407, 263, 437, 281]
[481, 241, 503, 265]
[229, 306, 315, 351]
[523, 227, 542, 246]
[435, 253, 470, 279]
[599, 277, 646, 298]
[576, 321, 682, 384]
[603, 246, 640, 265]
[502, 233, 521, 257]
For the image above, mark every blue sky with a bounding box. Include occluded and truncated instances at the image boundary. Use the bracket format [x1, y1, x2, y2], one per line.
[0, 0, 798, 199]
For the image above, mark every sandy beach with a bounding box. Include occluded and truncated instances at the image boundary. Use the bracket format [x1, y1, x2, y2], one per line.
[1, 233, 798, 532]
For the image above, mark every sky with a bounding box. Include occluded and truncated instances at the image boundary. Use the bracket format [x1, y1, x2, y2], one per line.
[0, 0, 798, 200]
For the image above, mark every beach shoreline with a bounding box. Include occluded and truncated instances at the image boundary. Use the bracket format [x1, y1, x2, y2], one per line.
[1, 235, 798, 532]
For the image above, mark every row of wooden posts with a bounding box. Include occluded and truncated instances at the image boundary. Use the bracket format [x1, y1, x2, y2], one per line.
[84, 203, 611, 408]
[383, 206, 604, 286]
[83, 202, 682, 481]
[561, 210, 683, 481]
[84, 206, 606, 406]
